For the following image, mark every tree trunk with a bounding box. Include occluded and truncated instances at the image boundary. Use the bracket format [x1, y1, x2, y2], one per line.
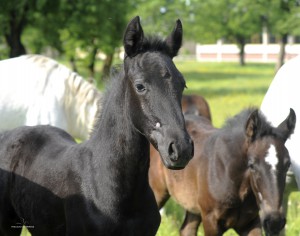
[275, 34, 288, 72]
[5, 9, 28, 58]
[101, 52, 114, 81]
[237, 36, 246, 66]
[70, 56, 78, 72]
[87, 47, 98, 82]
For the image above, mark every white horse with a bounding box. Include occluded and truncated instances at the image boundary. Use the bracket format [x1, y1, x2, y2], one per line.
[0, 54, 102, 141]
[261, 55, 300, 188]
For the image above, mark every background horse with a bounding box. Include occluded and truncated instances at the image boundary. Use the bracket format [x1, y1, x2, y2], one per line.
[0, 16, 194, 236]
[181, 94, 211, 120]
[149, 108, 295, 236]
[0, 54, 101, 141]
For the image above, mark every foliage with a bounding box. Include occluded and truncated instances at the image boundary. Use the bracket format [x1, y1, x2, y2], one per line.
[58, 0, 129, 56]
[54, 0, 132, 81]
[0, 0, 132, 79]
[0, 0, 60, 57]
[253, 0, 300, 69]
[129, 0, 261, 65]
[191, 0, 262, 43]
[130, 0, 190, 37]
[262, 0, 300, 36]
[1, 1, 300, 82]
[130, 0, 262, 44]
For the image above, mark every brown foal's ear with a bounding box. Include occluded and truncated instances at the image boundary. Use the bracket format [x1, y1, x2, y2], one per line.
[123, 16, 144, 58]
[277, 108, 296, 142]
[245, 109, 260, 142]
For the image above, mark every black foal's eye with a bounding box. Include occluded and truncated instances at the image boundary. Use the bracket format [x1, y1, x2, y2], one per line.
[135, 84, 146, 93]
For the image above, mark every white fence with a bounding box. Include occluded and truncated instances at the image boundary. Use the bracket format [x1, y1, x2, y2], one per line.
[196, 43, 300, 62]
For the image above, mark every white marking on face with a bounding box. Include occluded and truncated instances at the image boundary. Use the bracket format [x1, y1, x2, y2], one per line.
[265, 144, 278, 171]
[258, 192, 263, 202]
[156, 122, 161, 128]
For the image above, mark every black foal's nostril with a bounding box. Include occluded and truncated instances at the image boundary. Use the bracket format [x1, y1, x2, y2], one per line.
[168, 142, 178, 161]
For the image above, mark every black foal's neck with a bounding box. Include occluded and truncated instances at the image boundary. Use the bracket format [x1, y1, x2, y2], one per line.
[89, 73, 150, 190]
[84, 73, 151, 219]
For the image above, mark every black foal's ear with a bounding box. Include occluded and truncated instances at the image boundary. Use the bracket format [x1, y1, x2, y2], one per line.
[165, 19, 183, 58]
[123, 16, 144, 58]
[277, 108, 296, 141]
[245, 109, 260, 142]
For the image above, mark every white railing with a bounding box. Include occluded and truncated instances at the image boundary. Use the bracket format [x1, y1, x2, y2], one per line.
[196, 43, 300, 62]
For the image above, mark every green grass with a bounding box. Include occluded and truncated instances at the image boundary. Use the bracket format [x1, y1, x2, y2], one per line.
[20, 60, 300, 235]
[178, 61, 276, 127]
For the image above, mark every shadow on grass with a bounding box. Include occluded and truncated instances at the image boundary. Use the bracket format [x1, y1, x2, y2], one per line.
[183, 71, 270, 83]
[185, 86, 270, 98]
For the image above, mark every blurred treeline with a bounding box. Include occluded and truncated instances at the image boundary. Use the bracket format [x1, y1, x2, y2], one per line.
[1, 0, 300, 83]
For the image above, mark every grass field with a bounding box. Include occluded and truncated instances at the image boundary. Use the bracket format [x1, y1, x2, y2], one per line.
[20, 60, 300, 235]
[178, 61, 276, 127]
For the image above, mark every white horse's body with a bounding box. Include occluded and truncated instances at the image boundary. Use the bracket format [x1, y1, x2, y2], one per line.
[261, 55, 300, 188]
[0, 55, 102, 140]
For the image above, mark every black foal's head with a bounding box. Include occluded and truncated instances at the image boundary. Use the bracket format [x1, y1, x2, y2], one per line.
[122, 16, 194, 169]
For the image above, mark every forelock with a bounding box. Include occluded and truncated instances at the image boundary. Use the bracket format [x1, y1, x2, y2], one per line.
[135, 36, 174, 57]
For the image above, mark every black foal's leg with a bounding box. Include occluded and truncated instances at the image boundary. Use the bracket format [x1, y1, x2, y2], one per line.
[0, 220, 22, 236]
[0, 205, 22, 236]
[180, 211, 201, 236]
[0, 230, 21, 236]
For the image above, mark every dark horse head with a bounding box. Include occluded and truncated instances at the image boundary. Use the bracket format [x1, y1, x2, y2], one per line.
[123, 16, 194, 169]
[244, 108, 296, 235]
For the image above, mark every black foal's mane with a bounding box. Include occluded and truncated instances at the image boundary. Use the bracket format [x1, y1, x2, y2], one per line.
[135, 36, 179, 56]
[89, 67, 125, 134]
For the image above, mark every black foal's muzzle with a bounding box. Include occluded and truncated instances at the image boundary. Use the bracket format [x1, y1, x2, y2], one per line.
[151, 127, 194, 170]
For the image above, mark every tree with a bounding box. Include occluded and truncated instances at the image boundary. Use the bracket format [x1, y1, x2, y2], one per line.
[263, 0, 300, 71]
[130, 0, 263, 66]
[55, 0, 132, 83]
[0, 1, 28, 57]
[189, 0, 262, 65]
[0, 0, 60, 58]
[0, 0, 133, 83]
